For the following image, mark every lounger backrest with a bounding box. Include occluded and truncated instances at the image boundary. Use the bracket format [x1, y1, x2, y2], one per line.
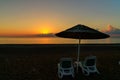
[60, 58, 73, 68]
[84, 56, 96, 66]
[85, 59, 95, 66]
[61, 61, 71, 68]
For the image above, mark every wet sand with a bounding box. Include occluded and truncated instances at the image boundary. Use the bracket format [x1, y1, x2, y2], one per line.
[0, 44, 120, 80]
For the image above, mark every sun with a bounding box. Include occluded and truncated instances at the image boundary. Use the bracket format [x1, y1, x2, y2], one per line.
[42, 29, 49, 34]
[39, 28, 51, 34]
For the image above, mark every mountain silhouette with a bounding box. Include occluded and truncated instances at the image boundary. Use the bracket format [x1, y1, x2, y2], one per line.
[0, 33, 55, 38]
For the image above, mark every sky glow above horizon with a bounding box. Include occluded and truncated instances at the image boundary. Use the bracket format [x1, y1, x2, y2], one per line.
[0, 0, 120, 36]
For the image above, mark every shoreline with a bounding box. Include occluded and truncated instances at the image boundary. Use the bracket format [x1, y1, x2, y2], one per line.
[0, 43, 120, 46]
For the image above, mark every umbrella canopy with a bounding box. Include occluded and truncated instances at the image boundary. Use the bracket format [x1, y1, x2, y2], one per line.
[55, 24, 110, 72]
[56, 24, 110, 39]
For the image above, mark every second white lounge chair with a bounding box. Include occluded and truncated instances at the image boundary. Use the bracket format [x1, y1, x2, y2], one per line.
[79, 56, 100, 76]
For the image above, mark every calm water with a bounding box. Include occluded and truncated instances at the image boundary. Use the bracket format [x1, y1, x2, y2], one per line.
[0, 37, 120, 44]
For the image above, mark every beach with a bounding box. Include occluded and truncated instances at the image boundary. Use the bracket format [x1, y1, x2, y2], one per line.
[0, 44, 120, 80]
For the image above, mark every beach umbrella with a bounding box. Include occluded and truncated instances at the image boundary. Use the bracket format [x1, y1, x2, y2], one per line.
[55, 24, 110, 71]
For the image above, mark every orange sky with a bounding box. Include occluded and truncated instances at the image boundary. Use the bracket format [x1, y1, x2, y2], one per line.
[0, 0, 120, 36]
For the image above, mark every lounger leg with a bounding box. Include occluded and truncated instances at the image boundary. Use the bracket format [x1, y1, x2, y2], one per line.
[82, 69, 89, 76]
[97, 70, 100, 74]
[72, 72, 74, 78]
[58, 72, 63, 79]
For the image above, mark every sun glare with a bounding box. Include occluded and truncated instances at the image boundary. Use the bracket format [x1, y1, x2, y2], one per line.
[42, 29, 49, 34]
[39, 28, 51, 34]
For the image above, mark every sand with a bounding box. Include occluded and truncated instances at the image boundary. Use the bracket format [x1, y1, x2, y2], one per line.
[0, 44, 120, 80]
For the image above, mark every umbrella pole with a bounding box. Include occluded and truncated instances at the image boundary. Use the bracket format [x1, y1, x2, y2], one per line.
[77, 39, 81, 73]
[77, 39, 81, 62]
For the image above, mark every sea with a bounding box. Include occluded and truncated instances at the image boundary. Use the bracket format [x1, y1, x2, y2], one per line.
[0, 37, 120, 44]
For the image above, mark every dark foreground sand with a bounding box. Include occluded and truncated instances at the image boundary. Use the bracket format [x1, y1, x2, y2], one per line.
[0, 44, 120, 80]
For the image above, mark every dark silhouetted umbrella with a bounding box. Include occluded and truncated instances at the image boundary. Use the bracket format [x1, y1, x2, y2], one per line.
[55, 24, 110, 71]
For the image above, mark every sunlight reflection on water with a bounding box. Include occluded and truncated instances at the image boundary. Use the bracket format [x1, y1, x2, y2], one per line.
[0, 37, 119, 44]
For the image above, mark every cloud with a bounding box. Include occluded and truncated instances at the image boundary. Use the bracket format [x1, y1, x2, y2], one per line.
[103, 24, 120, 32]
[107, 25, 114, 32]
[104, 25, 120, 37]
